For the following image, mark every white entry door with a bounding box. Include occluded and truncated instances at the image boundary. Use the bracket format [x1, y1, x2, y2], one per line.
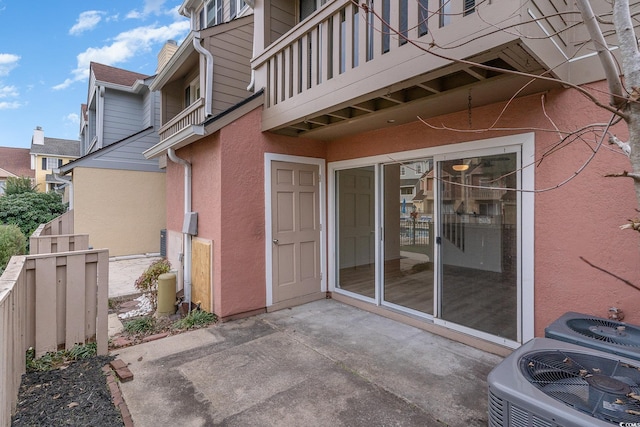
[271, 161, 322, 308]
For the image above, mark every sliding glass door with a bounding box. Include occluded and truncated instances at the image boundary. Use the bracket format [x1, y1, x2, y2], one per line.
[382, 160, 434, 314]
[336, 166, 376, 299]
[437, 153, 518, 341]
[331, 141, 525, 345]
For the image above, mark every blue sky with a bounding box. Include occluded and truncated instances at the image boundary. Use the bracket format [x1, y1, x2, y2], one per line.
[0, 0, 190, 148]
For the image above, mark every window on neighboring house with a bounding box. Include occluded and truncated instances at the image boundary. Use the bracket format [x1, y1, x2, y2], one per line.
[184, 77, 201, 107]
[41, 157, 63, 170]
[415, 163, 423, 174]
[230, 0, 247, 19]
[205, 0, 223, 27]
[400, 187, 414, 195]
[400, 166, 406, 176]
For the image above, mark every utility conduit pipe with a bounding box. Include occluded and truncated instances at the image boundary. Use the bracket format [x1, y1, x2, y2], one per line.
[167, 148, 192, 311]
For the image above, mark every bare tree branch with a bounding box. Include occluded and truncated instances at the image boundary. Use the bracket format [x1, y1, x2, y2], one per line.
[354, 0, 633, 120]
[605, 170, 640, 181]
[575, 0, 626, 108]
[610, 134, 632, 156]
[580, 256, 640, 291]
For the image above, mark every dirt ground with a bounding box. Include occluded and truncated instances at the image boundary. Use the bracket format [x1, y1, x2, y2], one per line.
[11, 355, 123, 427]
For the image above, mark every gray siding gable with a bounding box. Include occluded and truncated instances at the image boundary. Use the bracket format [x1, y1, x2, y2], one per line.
[103, 89, 145, 146]
[60, 127, 164, 174]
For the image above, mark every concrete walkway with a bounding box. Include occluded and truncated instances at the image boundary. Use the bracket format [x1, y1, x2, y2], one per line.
[109, 255, 163, 299]
[113, 300, 503, 427]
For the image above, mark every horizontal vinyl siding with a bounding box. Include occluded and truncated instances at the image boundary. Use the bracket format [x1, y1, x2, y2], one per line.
[208, 22, 253, 116]
[270, 0, 295, 44]
[79, 130, 162, 172]
[142, 90, 153, 128]
[103, 90, 144, 146]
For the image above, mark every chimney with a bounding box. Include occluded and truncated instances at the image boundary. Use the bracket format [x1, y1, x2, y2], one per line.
[32, 126, 44, 145]
[157, 40, 179, 73]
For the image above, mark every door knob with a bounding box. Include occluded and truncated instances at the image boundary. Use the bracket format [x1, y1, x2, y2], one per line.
[273, 239, 279, 244]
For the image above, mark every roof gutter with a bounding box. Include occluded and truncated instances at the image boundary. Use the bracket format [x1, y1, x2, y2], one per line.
[51, 169, 73, 210]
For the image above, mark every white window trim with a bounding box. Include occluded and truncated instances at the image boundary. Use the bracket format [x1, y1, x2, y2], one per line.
[205, 0, 223, 27]
[327, 133, 535, 348]
[45, 157, 61, 170]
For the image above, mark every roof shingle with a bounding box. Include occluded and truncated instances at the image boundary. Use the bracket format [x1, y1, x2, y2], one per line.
[0, 147, 33, 178]
[91, 62, 150, 87]
[30, 138, 80, 157]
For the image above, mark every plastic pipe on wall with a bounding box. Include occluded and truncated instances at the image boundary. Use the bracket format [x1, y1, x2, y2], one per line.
[167, 148, 192, 311]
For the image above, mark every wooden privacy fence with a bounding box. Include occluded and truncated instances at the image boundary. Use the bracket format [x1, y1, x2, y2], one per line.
[30, 231, 89, 255]
[40, 209, 74, 236]
[0, 247, 108, 425]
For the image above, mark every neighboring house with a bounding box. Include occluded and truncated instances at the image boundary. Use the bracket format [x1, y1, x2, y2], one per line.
[144, 0, 640, 354]
[0, 147, 33, 195]
[29, 127, 79, 193]
[58, 62, 166, 257]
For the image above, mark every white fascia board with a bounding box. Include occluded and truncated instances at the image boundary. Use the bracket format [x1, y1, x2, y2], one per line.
[149, 32, 196, 92]
[143, 125, 205, 159]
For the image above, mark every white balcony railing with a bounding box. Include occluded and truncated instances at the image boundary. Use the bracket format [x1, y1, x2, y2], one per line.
[159, 98, 206, 142]
[252, 0, 575, 134]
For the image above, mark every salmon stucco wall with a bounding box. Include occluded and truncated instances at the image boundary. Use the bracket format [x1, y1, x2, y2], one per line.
[167, 82, 640, 333]
[166, 107, 326, 318]
[324, 81, 640, 337]
[73, 167, 166, 256]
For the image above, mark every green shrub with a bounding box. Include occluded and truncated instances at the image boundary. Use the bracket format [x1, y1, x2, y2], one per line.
[25, 342, 97, 372]
[124, 316, 156, 334]
[4, 176, 37, 195]
[67, 342, 97, 360]
[134, 259, 171, 310]
[0, 224, 26, 274]
[172, 309, 216, 330]
[0, 191, 67, 237]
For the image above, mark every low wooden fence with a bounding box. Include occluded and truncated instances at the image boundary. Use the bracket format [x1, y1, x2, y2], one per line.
[40, 209, 74, 236]
[30, 226, 89, 255]
[0, 215, 108, 425]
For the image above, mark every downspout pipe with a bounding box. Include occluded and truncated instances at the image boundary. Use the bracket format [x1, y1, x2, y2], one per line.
[51, 169, 73, 210]
[167, 148, 192, 311]
[192, 33, 214, 117]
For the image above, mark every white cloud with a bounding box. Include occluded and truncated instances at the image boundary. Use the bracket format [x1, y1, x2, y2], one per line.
[0, 101, 21, 110]
[65, 113, 80, 125]
[53, 19, 189, 90]
[69, 10, 105, 35]
[0, 84, 17, 98]
[0, 53, 20, 77]
[127, 0, 173, 20]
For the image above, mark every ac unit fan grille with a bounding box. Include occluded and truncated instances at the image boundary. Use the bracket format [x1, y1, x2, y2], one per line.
[567, 318, 640, 348]
[520, 350, 640, 424]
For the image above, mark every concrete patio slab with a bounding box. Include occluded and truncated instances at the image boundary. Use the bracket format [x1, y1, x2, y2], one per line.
[108, 255, 163, 298]
[113, 299, 503, 427]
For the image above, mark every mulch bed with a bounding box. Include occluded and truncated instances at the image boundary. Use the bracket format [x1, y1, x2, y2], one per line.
[12, 356, 123, 427]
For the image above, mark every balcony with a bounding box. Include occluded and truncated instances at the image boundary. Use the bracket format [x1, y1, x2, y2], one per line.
[252, 0, 606, 139]
[157, 98, 206, 148]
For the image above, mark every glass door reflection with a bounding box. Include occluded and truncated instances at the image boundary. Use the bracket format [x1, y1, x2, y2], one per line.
[383, 160, 434, 314]
[336, 166, 376, 299]
[438, 153, 518, 340]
